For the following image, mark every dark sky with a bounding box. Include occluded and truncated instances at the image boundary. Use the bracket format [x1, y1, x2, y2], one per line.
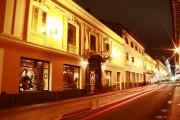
[73, 0, 174, 60]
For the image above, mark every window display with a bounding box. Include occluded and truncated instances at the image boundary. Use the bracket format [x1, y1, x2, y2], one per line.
[63, 64, 80, 89]
[104, 70, 112, 87]
[19, 58, 49, 91]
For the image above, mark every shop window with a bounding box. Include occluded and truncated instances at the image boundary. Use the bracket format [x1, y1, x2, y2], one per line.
[67, 23, 76, 46]
[63, 64, 80, 89]
[126, 71, 130, 83]
[132, 72, 135, 82]
[90, 35, 96, 51]
[104, 70, 112, 87]
[116, 72, 121, 90]
[136, 73, 139, 82]
[31, 6, 47, 35]
[117, 72, 121, 82]
[19, 58, 49, 92]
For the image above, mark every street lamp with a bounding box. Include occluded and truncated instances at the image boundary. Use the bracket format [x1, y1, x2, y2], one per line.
[174, 47, 180, 53]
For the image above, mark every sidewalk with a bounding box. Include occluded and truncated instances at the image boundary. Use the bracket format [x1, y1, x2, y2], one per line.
[169, 84, 180, 120]
[0, 84, 160, 120]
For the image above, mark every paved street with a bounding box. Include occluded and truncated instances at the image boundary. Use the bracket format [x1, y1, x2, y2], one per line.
[0, 84, 178, 120]
[62, 84, 174, 120]
[169, 84, 180, 120]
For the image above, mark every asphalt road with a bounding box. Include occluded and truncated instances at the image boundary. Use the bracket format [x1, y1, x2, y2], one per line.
[63, 84, 174, 120]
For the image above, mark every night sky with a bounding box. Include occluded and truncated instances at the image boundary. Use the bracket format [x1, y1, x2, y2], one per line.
[73, 0, 174, 61]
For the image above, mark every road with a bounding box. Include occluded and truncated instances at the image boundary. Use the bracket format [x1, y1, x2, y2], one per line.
[62, 84, 174, 120]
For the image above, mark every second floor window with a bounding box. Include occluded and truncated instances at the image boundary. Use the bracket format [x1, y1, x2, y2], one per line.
[104, 40, 110, 52]
[68, 23, 76, 45]
[31, 6, 47, 35]
[90, 35, 96, 51]
[131, 42, 134, 48]
[126, 52, 129, 61]
[135, 46, 138, 51]
[132, 57, 135, 63]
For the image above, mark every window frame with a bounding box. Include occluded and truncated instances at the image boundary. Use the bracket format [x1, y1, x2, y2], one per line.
[63, 64, 80, 90]
[31, 5, 47, 36]
[67, 23, 76, 46]
[19, 57, 50, 92]
[90, 34, 96, 51]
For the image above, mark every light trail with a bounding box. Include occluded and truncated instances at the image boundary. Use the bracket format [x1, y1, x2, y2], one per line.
[81, 85, 165, 120]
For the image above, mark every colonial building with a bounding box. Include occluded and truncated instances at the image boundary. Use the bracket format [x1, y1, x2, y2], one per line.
[0, 0, 168, 95]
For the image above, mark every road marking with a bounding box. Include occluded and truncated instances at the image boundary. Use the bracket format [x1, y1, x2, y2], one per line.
[160, 109, 168, 113]
[155, 115, 167, 119]
[155, 116, 163, 119]
[157, 89, 165, 92]
[168, 101, 172, 104]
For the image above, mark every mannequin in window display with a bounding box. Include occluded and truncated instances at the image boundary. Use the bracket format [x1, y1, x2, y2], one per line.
[20, 69, 31, 91]
[20, 68, 36, 91]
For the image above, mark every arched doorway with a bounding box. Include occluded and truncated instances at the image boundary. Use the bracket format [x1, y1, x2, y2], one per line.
[86, 54, 104, 94]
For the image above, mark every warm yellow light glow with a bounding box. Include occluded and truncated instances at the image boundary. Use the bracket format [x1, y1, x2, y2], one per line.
[112, 48, 117, 58]
[135, 59, 143, 68]
[175, 47, 180, 53]
[146, 64, 151, 71]
[47, 16, 63, 41]
[40, 26, 46, 34]
[81, 60, 88, 67]
[101, 64, 106, 70]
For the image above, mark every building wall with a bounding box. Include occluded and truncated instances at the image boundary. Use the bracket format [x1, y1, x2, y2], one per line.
[0, 39, 83, 94]
[0, 48, 4, 93]
[122, 30, 145, 88]
[0, 0, 169, 94]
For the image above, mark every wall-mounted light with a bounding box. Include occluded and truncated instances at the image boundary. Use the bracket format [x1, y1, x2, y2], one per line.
[81, 59, 88, 67]
[47, 16, 63, 41]
[101, 64, 106, 70]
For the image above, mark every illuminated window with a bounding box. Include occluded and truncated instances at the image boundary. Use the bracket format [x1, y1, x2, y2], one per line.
[90, 35, 96, 51]
[104, 40, 110, 52]
[104, 70, 112, 87]
[31, 6, 47, 35]
[19, 58, 49, 92]
[68, 23, 76, 45]
[63, 65, 80, 89]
